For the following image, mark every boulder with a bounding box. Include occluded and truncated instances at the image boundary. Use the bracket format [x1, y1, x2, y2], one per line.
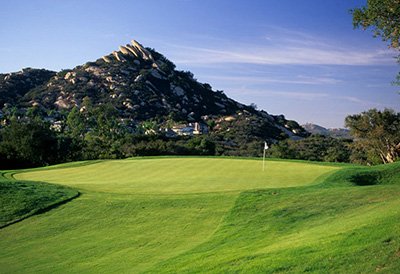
[150, 69, 164, 80]
[131, 39, 153, 60]
[215, 102, 226, 109]
[126, 45, 140, 58]
[64, 72, 75, 80]
[134, 74, 144, 82]
[131, 39, 144, 52]
[119, 46, 131, 56]
[102, 56, 111, 63]
[172, 85, 185, 97]
[112, 51, 122, 62]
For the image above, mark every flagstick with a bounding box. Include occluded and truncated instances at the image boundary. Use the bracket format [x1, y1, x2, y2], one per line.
[263, 141, 269, 172]
[263, 145, 266, 171]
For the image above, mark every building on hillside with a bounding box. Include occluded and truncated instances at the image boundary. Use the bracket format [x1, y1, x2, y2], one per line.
[192, 122, 208, 135]
[162, 128, 178, 138]
[169, 122, 209, 136]
[171, 124, 194, 136]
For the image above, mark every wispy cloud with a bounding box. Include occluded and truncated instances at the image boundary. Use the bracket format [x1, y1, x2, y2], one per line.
[229, 88, 329, 100]
[200, 75, 342, 85]
[229, 87, 383, 106]
[156, 28, 396, 66]
[336, 95, 384, 106]
[168, 44, 394, 66]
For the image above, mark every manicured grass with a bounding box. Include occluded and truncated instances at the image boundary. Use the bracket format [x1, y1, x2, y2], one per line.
[322, 161, 400, 187]
[14, 158, 340, 194]
[0, 178, 79, 228]
[0, 192, 236, 273]
[150, 185, 400, 273]
[1, 158, 399, 273]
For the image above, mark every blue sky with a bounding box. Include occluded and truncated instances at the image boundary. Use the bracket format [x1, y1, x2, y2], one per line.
[1, 0, 399, 127]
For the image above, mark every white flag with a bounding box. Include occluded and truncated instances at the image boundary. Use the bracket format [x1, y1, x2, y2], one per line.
[264, 142, 269, 150]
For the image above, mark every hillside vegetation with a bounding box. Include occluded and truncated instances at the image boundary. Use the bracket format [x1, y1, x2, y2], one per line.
[0, 158, 399, 273]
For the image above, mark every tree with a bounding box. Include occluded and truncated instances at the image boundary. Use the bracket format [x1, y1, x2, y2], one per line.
[267, 135, 351, 163]
[0, 119, 59, 168]
[66, 107, 86, 140]
[83, 104, 126, 159]
[351, 0, 400, 84]
[345, 108, 400, 164]
[352, 0, 400, 49]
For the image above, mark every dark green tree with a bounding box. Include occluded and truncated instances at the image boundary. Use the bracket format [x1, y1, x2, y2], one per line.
[0, 119, 58, 168]
[66, 107, 86, 140]
[352, 0, 400, 49]
[84, 104, 126, 159]
[351, 0, 400, 84]
[345, 108, 400, 164]
[267, 135, 352, 163]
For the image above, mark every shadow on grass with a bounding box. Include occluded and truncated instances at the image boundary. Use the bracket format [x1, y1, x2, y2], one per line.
[0, 191, 80, 229]
[321, 161, 400, 187]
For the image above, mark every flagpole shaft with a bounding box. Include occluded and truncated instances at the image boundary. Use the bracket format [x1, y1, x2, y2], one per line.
[263, 148, 266, 171]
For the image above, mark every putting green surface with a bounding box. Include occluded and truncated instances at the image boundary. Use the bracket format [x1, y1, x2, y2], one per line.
[1, 158, 399, 273]
[14, 158, 339, 194]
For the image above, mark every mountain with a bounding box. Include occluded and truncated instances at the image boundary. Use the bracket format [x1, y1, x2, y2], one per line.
[302, 123, 351, 139]
[0, 68, 56, 107]
[0, 39, 308, 145]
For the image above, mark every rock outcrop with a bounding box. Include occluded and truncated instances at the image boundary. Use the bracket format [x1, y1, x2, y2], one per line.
[119, 45, 131, 56]
[104, 40, 155, 64]
[102, 56, 111, 63]
[112, 51, 123, 62]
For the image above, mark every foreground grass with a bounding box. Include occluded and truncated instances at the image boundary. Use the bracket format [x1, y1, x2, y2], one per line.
[0, 192, 236, 273]
[0, 177, 78, 228]
[151, 185, 400, 273]
[1, 158, 399, 273]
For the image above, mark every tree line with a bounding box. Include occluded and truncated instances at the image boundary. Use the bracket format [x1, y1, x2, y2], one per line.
[0, 104, 398, 169]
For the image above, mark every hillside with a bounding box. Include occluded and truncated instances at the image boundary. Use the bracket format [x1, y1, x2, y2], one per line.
[1, 158, 399, 272]
[0, 68, 56, 107]
[302, 123, 351, 139]
[0, 40, 308, 144]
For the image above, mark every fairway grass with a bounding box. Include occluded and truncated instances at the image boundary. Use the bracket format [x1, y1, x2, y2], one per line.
[0, 192, 236, 273]
[151, 186, 400, 273]
[0, 178, 78, 228]
[1, 157, 399, 273]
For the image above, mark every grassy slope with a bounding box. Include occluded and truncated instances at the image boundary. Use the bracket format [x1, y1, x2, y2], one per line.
[152, 188, 400, 273]
[149, 162, 400, 273]
[0, 172, 79, 228]
[1, 158, 399, 273]
[0, 192, 236, 273]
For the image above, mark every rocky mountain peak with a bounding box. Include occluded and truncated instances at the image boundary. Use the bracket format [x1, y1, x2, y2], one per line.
[103, 40, 154, 64]
[0, 39, 309, 143]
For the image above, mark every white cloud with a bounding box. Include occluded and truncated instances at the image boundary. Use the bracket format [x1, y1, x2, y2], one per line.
[199, 75, 342, 85]
[336, 95, 383, 106]
[155, 28, 396, 66]
[228, 87, 383, 106]
[168, 44, 394, 66]
[229, 88, 329, 100]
